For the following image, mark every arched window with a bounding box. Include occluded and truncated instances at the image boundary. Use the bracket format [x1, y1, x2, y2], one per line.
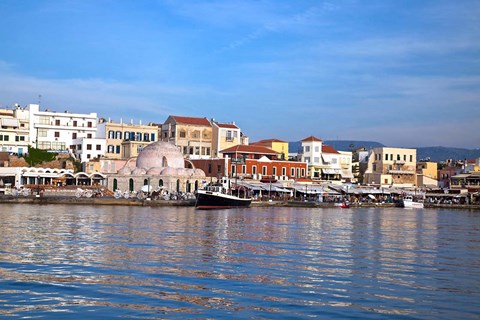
[129, 178, 134, 192]
[113, 179, 118, 191]
[124, 131, 129, 139]
[195, 180, 199, 191]
[159, 179, 163, 187]
[162, 156, 168, 167]
[186, 181, 191, 193]
[143, 179, 148, 186]
[176, 179, 180, 192]
[108, 130, 115, 139]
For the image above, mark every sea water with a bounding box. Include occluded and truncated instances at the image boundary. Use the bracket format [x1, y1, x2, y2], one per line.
[0, 204, 479, 319]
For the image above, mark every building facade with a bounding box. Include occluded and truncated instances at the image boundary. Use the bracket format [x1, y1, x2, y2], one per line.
[0, 105, 30, 155]
[211, 121, 243, 158]
[27, 104, 98, 153]
[364, 147, 417, 187]
[96, 120, 158, 160]
[160, 116, 212, 159]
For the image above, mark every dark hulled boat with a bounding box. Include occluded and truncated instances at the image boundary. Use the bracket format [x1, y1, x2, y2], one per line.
[195, 178, 252, 209]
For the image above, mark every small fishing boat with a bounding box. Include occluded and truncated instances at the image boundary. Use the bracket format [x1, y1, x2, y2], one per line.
[401, 195, 424, 209]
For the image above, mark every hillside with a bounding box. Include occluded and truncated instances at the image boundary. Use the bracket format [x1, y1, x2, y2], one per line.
[289, 140, 480, 162]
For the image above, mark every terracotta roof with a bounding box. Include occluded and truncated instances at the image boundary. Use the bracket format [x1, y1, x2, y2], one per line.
[220, 144, 279, 155]
[252, 138, 287, 144]
[322, 145, 340, 154]
[216, 122, 239, 129]
[170, 115, 211, 126]
[301, 136, 322, 142]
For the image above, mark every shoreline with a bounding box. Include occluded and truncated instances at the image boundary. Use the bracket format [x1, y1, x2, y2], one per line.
[0, 195, 479, 210]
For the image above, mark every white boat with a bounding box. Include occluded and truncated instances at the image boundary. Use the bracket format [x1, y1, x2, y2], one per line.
[402, 195, 424, 209]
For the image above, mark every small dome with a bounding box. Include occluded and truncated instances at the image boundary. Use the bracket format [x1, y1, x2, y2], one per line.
[146, 167, 163, 175]
[160, 167, 178, 176]
[136, 141, 185, 170]
[132, 168, 146, 175]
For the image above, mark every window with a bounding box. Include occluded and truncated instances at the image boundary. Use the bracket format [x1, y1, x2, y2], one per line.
[151, 133, 155, 141]
[410, 155, 413, 162]
[107, 145, 114, 153]
[314, 157, 320, 163]
[180, 130, 186, 138]
[208, 164, 212, 174]
[404, 154, 407, 161]
[124, 131, 130, 139]
[38, 141, 51, 149]
[143, 133, 149, 141]
[231, 164, 236, 174]
[72, 133, 77, 139]
[217, 165, 221, 173]
[87, 134, 92, 139]
[273, 167, 277, 176]
[390, 154, 393, 161]
[54, 132, 60, 138]
[73, 120, 78, 127]
[37, 129, 47, 138]
[55, 119, 60, 126]
[96, 144, 101, 151]
[262, 166, 267, 175]
[39, 116, 49, 125]
[116, 146, 120, 154]
[242, 165, 246, 174]
[87, 154, 91, 159]
[52, 142, 64, 149]
[87, 122, 92, 128]
[385, 154, 388, 161]
[305, 157, 310, 163]
[86, 144, 92, 150]
[116, 131, 122, 139]
[282, 167, 287, 176]
[108, 131, 114, 139]
[304, 146, 310, 152]
[315, 146, 319, 152]
[15, 136, 25, 142]
[252, 166, 257, 175]
[301, 168, 305, 177]
[397, 154, 400, 161]
[291, 168, 295, 177]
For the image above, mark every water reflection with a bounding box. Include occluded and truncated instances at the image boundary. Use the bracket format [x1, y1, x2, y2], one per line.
[0, 204, 479, 319]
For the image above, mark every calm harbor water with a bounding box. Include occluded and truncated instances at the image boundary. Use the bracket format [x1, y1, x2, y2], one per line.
[0, 204, 479, 319]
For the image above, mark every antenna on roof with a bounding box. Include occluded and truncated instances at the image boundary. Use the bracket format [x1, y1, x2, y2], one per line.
[38, 94, 42, 106]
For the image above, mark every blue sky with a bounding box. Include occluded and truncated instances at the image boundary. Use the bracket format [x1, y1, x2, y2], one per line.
[0, 0, 479, 148]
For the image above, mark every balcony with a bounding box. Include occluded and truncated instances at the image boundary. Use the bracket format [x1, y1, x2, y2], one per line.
[388, 169, 415, 175]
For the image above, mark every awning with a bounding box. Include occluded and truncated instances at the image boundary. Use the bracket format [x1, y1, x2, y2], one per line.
[322, 168, 336, 174]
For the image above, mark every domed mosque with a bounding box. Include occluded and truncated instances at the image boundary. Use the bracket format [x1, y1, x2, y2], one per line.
[107, 141, 206, 194]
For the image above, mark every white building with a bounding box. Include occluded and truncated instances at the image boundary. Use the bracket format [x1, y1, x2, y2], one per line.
[71, 137, 106, 163]
[27, 104, 98, 154]
[0, 105, 31, 155]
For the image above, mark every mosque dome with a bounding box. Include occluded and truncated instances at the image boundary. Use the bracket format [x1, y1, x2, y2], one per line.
[136, 141, 185, 170]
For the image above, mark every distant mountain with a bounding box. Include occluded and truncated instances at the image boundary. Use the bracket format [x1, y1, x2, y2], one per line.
[416, 147, 480, 162]
[289, 140, 480, 162]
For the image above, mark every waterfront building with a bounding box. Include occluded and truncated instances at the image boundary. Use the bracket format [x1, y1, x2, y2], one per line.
[96, 119, 158, 160]
[71, 137, 106, 163]
[251, 139, 289, 160]
[160, 116, 212, 159]
[0, 105, 31, 155]
[107, 141, 206, 193]
[211, 121, 246, 158]
[364, 147, 417, 187]
[27, 104, 98, 153]
[191, 145, 307, 181]
[300, 136, 352, 183]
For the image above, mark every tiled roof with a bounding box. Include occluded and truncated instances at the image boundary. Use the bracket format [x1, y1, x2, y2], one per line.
[322, 145, 340, 154]
[221, 144, 279, 155]
[301, 136, 322, 142]
[252, 138, 287, 144]
[170, 116, 211, 126]
[217, 122, 239, 129]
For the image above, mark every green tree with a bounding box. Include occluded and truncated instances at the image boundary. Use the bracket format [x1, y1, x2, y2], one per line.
[24, 146, 57, 166]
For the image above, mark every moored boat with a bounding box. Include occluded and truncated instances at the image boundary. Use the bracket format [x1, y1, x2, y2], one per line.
[401, 195, 424, 209]
[195, 177, 252, 209]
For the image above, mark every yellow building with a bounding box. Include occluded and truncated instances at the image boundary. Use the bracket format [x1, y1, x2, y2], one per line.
[212, 121, 248, 157]
[97, 120, 159, 160]
[417, 161, 438, 180]
[251, 139, 289, 160]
